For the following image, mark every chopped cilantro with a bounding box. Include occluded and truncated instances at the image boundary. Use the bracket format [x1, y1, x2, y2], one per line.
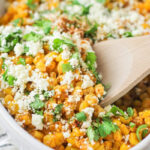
[7, 75, 16, 86]
[2, 58, 6, 69]
[53, 38, 75, 52]
[30, 94, 45, 111]
[136, 124, 148, 141]
[23, 32, 43, 42]
[0, 30, 22, 53]
[129, 122, 135, 128]
[43, 90, 54, 100]
[26, 0, 37, 10]
[34, 19, 51, 34]
[62, 63, 73, 73]
[2, 69, 16, 86]
[127, 107, 134, 117]
[35, 110, 44, 116]
[85, 52, 101, 84]
[142, 129, 148, 138]
[110, 105, 128, 118]
[96, 0, 106, 3]
[87, 126, 95, 142]
[84, 24, 98, 42]
[17, 58, 26, 66]
[12, 18, 23, 26]
[123, 31, 133, 37]
[107, 33, 115, 38]
[86, 52, 96, 65]
[87, 117, 118, 142]
[98, 117, 118, 138]
[53, 104, 63, 114]
[23, 45, 29, 53]
[71, 0, 92, 16]
[75, 112, 87, 122]
[53, 104, 63, 122]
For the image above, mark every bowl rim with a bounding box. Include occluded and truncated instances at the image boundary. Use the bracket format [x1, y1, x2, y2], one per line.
[0, 102, 150, 150]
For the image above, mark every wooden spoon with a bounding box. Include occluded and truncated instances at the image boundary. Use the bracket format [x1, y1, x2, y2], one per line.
[94, 35, 150, 107]
[0, 0, 6, 17]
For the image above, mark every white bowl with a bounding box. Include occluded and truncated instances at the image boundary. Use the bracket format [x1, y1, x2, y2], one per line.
[0, 1, 149, 150]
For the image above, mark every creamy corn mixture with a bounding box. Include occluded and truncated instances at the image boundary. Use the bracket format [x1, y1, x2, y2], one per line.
[0, 0, 150, 150]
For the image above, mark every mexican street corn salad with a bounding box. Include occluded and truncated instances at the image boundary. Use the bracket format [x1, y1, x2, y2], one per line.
[0, 0, 150, 150]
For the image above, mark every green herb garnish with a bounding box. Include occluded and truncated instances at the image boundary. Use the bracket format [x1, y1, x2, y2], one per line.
[30, 94, 45, 110]
[76, 112, 87, 122]
[53, 104, 63, 122]
[34, 19, 51, 34]
[123, 31, 133, 37]
[62, 63, 73, 73]
[17, 58, 26, 66]
[84, 24, 98, 42]
[53, 38, 75, 52]
[127, 107, 134, 117]
[26, 0, 37, 10]
[129, 122, 135, 128]
[23, 32, 43, 42]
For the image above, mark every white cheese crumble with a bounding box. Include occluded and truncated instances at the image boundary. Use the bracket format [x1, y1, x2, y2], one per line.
[61, 49, 71, 60]
[60, 71, 74, 85]
[69, 58, 79, 68]
[81, 75, 94, 89]
[82, 107, 94, 128]
[30, 69, 49, 91]
[14, 43, 24, 57]
[32, 114, 44, 130]
[26, 41, 44, 56]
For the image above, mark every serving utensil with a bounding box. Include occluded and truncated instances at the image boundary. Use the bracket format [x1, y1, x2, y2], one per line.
[94, 35, 150, 106]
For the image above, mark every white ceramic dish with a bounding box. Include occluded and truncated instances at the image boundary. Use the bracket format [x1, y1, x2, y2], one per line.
[0, 1, 150, 150]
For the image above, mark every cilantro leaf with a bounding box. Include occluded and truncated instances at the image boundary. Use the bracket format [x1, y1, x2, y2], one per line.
[35, 110, 44, 116]
[110, 105, 127, 118]
[30, 94, 45, 110]
[53, 38, 75, 52]
[62, 63, 73, 73]
[129, 122, 135, 128]
[17, 58, 26, 65]
[12, 18, 23, 26]
[23, 32, 43, 42]
[34, 19, 51, 34]
[23, 45, 29, 53]
[96, 0, 106, 3]
[53, 104, 63, 122]
[84, 24, 98, 42]
[127, 107, 134, 117]
[2, 69, 16, 86]
[53, 104, 63, 114]
[86, 52, 96, 65]
[76, 112, 87, 122]
[26, 0, 37, 10]
[123, 31, 133, 37]
[87, 126, 95, 142]
[0, 30, 22, 53]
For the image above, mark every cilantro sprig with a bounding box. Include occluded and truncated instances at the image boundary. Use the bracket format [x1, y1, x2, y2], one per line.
[53, 38, 75, 52]
[76, 112, 87, 122]
[0, 30, 22, 53]
[53, 104, 63, 122]
[17, 58, 26, 66]
[30, 94, 45, 112]
[34, 19, 51, 34]
[23, 32, 43, 42]
[87, 117, 118, 142]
